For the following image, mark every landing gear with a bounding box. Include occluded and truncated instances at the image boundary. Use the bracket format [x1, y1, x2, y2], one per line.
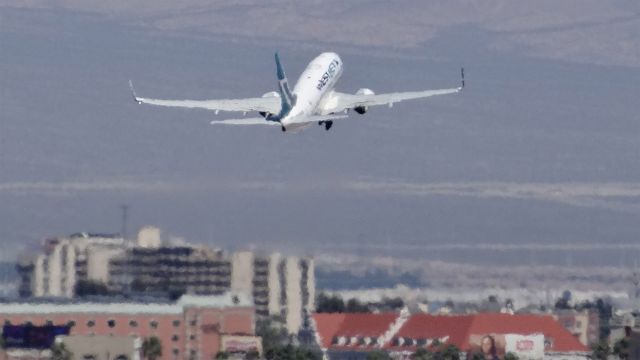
[281, 126, 286, 132]
[318, 120, 333, 131]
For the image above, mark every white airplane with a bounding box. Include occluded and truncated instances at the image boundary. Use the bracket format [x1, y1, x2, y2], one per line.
[129, 52, 464, 132]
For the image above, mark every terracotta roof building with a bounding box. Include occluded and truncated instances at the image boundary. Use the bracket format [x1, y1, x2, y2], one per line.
[312, 312, 590, 360]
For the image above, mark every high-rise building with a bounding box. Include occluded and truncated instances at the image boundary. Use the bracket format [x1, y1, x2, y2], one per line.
[16, 232, 127, 298]
[16, 227, 316, 334]
[231, 251, 315, 334]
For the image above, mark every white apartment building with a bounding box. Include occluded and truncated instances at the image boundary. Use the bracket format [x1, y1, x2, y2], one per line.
[17, 227, 316, 334]
[231, 251, 315, 334]
[18, 232, 127, 298]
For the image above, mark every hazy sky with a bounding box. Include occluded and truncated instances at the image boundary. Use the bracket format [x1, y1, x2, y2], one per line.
[0, 1, 639, 267]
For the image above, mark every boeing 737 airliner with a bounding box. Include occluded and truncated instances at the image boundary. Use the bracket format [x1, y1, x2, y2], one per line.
[129, 52, 464, 132]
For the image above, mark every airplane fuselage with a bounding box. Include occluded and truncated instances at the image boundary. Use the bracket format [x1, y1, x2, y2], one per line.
[280, 52, 343, 131]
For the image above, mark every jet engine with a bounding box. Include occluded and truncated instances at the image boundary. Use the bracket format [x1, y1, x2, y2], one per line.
[354, 88, 374, 114]
[259, 91, 280, 118]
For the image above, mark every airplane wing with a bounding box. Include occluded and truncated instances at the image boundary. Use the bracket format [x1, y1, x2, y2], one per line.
[129, 81, 281, 114]
[330, 87, 461, 113]
[328, 68, 465, 113]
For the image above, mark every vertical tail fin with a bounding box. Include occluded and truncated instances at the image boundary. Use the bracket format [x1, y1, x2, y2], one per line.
[275, 52, 296, 117]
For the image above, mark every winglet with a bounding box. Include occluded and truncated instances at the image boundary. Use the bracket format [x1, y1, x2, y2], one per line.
[460, 67, 465, 89]
[129, 80, 141, 104]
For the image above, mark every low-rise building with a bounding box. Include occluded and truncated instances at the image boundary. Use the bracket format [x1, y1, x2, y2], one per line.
[0, 293, 258, 360]
[554, 309, 599, 346]
[62, 335, 141, 360]
[312, 312, 590, 360]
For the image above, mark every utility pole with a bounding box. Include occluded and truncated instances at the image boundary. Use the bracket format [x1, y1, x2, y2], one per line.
[121, 204, 129, 240]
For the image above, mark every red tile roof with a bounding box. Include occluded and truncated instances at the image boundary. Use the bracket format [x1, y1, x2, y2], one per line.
[313, 313, 347, 348]
[338, 313, 399, 337]
[312, 312, 399, 349]
[467, 313, 588, 353]
[313, 312, 589, 353]
[392, 314, 475, 348]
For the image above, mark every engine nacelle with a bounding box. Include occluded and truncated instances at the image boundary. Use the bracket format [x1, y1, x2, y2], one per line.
[354, 88, 374, 114]
[259, 91, 280, 118]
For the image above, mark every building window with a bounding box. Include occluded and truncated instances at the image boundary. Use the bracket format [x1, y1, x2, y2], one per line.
[129, 320, 138, 328]
[108, 320, 116, 328]
[67, 320, 76, 328]
[173, 349, 179, 356]
[87, 320, 95, 328]
[172, 335, 179, 342]
[172, 320, 180, 327]
[190, 335, 196, 340]
[150, 320, 158, 329]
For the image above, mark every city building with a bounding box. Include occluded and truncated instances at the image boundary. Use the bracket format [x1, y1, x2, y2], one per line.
[16, 227, 316, 334]
[231, 251, 315, 334]
[554, 309, 599, 346]
[312, 312, 590, 360]
[16, 232, 127, 298]
[62, 335, 141, 360]
[0, 293, 257, 360]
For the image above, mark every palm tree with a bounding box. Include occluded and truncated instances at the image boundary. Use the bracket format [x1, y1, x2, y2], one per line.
[366, 350, 391, 360]
[214, 352, 229, 360]
[504, 352, 520, 360]
[410, 347, 433, 360]
[591, 340, 610, 360]
[142, 336, 163, 360]
[437, 344, 461, 360]
[51, 342, 73, 360]
[613, 338, 630, 360]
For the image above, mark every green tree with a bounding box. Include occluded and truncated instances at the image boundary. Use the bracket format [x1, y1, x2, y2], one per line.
[264, 343, 321, 360]
[258, 317, 321, 360]
[468, 352, 484, 360]
[256, 317, 289, 352]
[245, 349, 260, 360]
[142, 336, 163, 360]
[410, 347, 433, 360]
[346, 298, 371, 313]
[315, 292, 345, 313]
[591, 340, 610, 360]
[214, 351, 229, 360]
[366, 350, 392, 360]
[0, 336, 5, 349]
[613, 337, 630, 360]
[51, 342, 73, 360]
[437, 344, 461, 360]
[504, 352, 520, 360]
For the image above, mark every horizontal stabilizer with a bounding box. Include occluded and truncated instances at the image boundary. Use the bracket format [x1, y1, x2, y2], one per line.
[286, 114, 349, 124]
[210, 118, 281, 126]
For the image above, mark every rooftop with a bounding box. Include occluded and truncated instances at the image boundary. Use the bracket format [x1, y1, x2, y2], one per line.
[0, 293, 253, 315]
[313, 312, 589, 353]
